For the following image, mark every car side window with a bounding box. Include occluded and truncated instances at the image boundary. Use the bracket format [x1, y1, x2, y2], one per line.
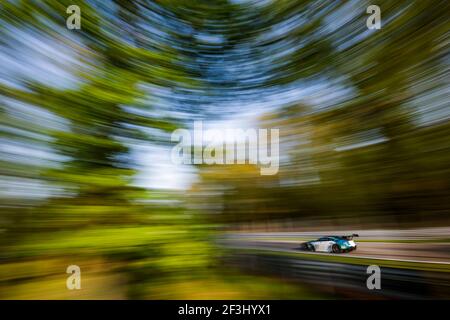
[318, 237, 329, 241]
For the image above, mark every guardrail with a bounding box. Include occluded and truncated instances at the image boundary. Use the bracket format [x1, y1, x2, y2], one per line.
[226, 252, 450, 299]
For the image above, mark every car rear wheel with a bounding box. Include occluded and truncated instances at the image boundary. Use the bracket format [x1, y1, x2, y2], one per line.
[332, 244, 341, 253]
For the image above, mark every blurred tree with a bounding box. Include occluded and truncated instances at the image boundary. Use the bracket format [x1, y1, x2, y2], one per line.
[0, 0, 214, 298]
[0, 0, 449, 299]
[190, 0, 450, 227]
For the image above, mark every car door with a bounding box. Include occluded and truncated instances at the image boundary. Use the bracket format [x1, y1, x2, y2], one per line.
[315, 238, 332, 252]
[322, 240, 334, 252]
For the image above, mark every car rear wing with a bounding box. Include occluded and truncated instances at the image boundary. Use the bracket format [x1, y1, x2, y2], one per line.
[342, 234, 359, 240]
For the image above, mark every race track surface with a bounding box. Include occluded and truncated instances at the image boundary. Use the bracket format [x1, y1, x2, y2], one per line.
[223, 228, 450, 264]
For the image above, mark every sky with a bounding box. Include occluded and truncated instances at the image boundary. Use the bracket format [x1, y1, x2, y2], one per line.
[2, 4, 446, 198]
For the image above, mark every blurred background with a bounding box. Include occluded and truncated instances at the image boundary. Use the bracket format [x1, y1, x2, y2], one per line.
[0, 0, 449, 299]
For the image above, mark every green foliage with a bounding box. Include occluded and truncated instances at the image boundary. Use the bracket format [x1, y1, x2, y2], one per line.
[1, 0, 449, 299]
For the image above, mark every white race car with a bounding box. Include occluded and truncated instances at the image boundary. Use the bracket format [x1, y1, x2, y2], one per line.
[300, 234, 358, 253]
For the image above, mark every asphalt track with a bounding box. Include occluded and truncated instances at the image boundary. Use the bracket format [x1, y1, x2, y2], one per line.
[223, 228, 450, 264]
[224, 239, 450, 264]
[221, 229, 450, 298]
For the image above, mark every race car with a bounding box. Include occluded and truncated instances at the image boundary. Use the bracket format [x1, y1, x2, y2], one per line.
[300, 234, 359, 253]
